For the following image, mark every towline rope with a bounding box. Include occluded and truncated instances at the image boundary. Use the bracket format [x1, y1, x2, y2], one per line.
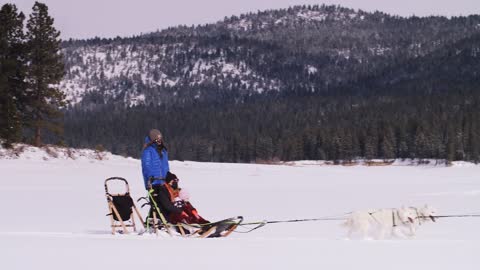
[233, 213, 480, 233]
[432, 214, 480, 218]
[241, 213, 480, 226]
[233, 216, 348, 233]
[241, 216, 347, 226]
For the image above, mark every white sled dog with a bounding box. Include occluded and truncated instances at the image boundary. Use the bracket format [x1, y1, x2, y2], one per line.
[343, 206, 418, 239]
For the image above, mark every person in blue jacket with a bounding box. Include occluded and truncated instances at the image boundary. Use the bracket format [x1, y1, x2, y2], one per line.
[141, 129, 188, 224]
[141, 129, 170, 189]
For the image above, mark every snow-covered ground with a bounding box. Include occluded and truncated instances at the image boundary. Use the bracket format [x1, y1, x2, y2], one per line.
[1, 146, 479, 269]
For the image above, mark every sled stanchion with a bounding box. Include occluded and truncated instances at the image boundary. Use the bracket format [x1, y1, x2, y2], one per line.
[131, 213, 136, 233]
[108, 203, 116, 235]
[146, 177, 173, 237]
[148, 190, 173, 236]
[178, 225, 186, 236]
[133, 205, 145, 230]
[153, 212, 158, 236]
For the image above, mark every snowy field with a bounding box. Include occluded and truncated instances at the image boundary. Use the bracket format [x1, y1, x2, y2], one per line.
[1, 147, 480, 270]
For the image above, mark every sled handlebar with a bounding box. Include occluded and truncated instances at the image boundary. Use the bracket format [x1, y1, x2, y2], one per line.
[104, 177, 130, 194]
[147, 176, 165, 190]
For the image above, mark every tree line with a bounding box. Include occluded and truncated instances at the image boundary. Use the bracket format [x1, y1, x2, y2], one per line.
[0, 2, 65, 148]
[63, 84, 480, 163]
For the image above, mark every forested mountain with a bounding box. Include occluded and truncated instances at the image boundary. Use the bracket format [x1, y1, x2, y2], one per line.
[59, 5, 480, 163]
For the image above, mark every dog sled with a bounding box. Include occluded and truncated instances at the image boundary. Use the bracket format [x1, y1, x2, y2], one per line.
[105, 176, 242, 238]
[139, 177, 243, 238]
[104, 177, 145, 234]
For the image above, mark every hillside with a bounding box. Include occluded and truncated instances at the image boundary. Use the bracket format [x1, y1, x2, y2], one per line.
[60, 5, 480, 107]
[57, 5, 480, 162]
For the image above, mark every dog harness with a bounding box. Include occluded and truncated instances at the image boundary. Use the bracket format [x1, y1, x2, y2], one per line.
[368, 209, 410, 227]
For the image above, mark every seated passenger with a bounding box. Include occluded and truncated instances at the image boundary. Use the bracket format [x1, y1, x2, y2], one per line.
[165, 172, 210, 225]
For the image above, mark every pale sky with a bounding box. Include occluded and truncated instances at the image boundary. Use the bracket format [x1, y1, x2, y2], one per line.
[4, 0, 480, 39]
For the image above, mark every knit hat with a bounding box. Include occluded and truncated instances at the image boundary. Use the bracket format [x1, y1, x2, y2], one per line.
[149, 129, 162, 142]
[165, 171, 178, 183]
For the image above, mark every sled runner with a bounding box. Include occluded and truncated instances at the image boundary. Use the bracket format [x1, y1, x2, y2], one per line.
[105, 177, 145, 234]
[142, 216, 243, 238]
[182, 216, 244, 238]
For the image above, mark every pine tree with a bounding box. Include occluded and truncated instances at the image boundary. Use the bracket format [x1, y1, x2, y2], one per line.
[0, 4, 26, 148]
[25, 2, 65, 146]
[364, 126, 378, 160]
[255, 136, 274, 161]
[195, 137, 210, 162]
[380, 127, 396, 160]
[445, 127, 456, 163]
[413, 129, 427, 159]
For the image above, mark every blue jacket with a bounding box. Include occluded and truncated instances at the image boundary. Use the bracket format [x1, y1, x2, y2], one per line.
[141, 136, 169, 189]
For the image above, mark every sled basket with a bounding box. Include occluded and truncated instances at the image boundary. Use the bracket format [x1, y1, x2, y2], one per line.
[105, 177, 144, 234]
[110, 195, 134, 221]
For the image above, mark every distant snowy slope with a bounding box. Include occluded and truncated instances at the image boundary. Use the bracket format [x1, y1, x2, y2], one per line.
[1, 144, 480, 269]
[61, 44, 282, 106]
[60, 5, 480, 108]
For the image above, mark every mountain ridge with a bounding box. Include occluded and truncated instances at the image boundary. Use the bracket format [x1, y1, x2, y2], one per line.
[60, 4, 480, 109]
